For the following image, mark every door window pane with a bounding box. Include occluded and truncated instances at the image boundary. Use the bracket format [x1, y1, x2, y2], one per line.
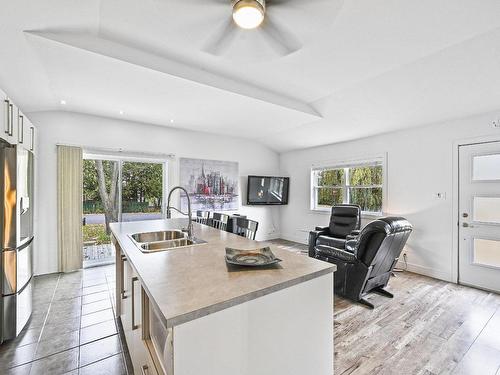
[82, 159, 164, 268]
[473, 197, 500, 224]
[473, 154, 500, 181]
[121, 162, 163, 222]
[473, 238, 500, 268]
[82, 159, 120, 268]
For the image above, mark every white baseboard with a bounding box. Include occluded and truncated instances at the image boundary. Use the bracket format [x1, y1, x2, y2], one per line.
[280, 232, 308, 245]
[281, 232, 454, 283]
[397, 261, 453, 283]
[260, 233, 282, 241]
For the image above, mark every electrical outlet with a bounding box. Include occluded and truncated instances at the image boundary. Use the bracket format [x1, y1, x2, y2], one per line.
[435, 192, 446, 199]
[493, 119, 500, 128]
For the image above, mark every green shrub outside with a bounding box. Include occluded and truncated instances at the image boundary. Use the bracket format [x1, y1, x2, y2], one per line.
[83, 224, 110, 245]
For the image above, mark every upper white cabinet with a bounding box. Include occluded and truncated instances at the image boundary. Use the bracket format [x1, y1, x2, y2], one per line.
[1, 89, 18, 144]
[20, 111, 36, 153]
[1, 87, 36, 153]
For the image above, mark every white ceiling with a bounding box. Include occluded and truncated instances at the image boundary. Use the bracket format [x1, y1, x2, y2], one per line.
[1, 0, 500, 152]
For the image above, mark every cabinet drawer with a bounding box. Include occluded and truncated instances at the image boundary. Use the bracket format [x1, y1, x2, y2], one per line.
[120, 261, 132, 334]
[149, 307, 173, 374]
[132, 329, 158, 375]
[138, 351, 159, 375]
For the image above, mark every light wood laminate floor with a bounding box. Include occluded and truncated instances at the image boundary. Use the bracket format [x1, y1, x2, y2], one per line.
[269, 239, 500, 375]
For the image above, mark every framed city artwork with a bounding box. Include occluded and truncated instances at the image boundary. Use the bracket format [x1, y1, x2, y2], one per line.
[179, 158, 239, 212]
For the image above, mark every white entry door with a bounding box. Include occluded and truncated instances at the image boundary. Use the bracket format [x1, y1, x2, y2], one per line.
[459, 141, 500, 292]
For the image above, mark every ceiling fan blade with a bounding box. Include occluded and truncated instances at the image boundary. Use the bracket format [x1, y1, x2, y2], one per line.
[259, 15, 302, 56]
[203, 17, 240, 56]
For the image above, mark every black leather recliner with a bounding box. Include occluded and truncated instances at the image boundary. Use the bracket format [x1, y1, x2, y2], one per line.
[308, 204, 362, 255]
[311, 217, 413, 309]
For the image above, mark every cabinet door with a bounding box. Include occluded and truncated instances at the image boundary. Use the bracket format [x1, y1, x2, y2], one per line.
[1, 94, 17, 144]
[137, 347, 160, 375]
[121, 261, 133, 337]
[147, 301, 172, 375]
[9, 102, 18, 144]
[28, 124, 35, 153]
[18, 110, 29, 147]
[19, 114, 33, 150]
[130, 279, 151, 374]
[1, 89, 8, 141]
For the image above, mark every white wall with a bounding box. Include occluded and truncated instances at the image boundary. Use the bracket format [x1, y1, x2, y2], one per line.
[279, 111, 500, 282]
[28, 109, 500, 280]
[30, 111, 281, 275]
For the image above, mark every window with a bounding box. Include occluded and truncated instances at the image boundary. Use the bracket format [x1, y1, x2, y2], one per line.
[311, 161, 384, 214]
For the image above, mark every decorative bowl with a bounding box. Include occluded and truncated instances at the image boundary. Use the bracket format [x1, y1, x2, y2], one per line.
[225, 246, 282, 267]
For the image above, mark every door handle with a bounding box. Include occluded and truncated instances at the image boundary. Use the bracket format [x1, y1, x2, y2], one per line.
[131, 276, 139, 330]
[121, 256, 127, 299]
[141, 365, 149, 375]
[4, 100, 9, 134]
[462, 223, 474, 228]
[18, 115, 24, 143]
[30, 127, 34, 151]
[8, 103, 13, 136]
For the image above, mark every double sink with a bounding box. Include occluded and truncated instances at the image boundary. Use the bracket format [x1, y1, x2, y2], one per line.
[129, 230, 207, 253]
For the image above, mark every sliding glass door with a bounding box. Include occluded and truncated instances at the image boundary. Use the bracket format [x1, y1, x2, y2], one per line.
[121, 161, 163, 222]
[82, 156, 167, 268]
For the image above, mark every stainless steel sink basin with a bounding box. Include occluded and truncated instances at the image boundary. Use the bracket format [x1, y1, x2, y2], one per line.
[139, 238, 207, 253]
[129, 230, 207, 253]
[131, 230, 186, 243]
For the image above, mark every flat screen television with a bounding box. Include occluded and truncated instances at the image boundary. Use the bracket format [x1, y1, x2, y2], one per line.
[247, 176, 290, 205]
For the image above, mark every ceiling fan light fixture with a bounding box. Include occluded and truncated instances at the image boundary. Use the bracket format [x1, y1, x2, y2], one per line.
[232, 0, 265, 30]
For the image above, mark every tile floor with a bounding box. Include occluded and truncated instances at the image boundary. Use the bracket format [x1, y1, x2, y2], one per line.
[0, 265, 129, 375]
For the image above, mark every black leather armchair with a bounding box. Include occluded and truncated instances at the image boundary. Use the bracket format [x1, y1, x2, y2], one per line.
[312, 217, 412, 309]
[308, 204, 361, 256]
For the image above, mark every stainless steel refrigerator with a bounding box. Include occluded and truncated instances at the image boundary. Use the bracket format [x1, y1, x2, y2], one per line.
[0, 139, 34, 344]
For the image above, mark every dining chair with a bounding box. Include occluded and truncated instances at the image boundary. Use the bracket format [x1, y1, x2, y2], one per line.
[234, 218, 259, 240]
[211, 213, 229, 231]
[195, 210, 210, 225]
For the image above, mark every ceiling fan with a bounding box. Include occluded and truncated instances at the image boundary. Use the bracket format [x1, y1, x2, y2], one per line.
[186, 0, 342, 59]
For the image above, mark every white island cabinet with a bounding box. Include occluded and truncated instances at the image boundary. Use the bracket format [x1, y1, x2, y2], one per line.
[112, 219, 335, 375]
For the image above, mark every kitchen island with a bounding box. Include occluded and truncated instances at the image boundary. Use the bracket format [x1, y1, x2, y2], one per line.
[111, 218, 335, 375]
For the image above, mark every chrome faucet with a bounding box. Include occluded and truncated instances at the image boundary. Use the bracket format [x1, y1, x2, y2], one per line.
[166, 186, 193, 239]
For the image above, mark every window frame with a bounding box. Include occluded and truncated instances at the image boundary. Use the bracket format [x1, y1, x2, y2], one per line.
[310, 156, 386, 216]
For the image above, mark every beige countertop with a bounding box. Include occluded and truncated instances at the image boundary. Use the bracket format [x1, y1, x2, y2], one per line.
[110, 218, 335, 328]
